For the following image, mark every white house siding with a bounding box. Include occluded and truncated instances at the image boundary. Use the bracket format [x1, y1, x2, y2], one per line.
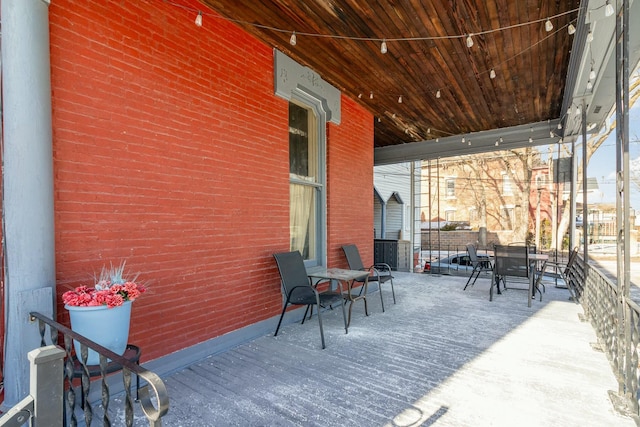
[374, 162, 422, 268]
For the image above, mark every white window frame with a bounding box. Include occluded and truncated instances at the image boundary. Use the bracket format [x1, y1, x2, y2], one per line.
[289, 92, 327, 267]
[445, 178, 456, 199]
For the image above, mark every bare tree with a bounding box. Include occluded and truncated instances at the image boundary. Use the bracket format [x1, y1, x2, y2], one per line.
[552, 73, 640, 249]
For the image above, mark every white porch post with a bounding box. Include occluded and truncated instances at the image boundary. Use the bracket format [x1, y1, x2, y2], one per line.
[1, 0, 56, 409]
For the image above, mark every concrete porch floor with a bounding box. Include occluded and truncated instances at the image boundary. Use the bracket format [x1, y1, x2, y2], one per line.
[149, 272, 634, 426]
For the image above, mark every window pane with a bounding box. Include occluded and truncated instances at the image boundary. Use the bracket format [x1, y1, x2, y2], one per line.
[289, 102, 318, 261]
[446, 179, 455, 197]
[289, 103, 317, 181]
[290, 183, 316, 259]
[289, 103, 308, 176]
[502, 175, 513, 195]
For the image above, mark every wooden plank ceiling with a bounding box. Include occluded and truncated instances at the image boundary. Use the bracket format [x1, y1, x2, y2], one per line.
[200, 0, 581, 148]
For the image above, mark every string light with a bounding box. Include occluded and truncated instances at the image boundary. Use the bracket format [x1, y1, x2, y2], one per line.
[462, 137, 466, 143]
[586, 31, 594, 43]
[495, 140, 499, 146]
[557, 122, 563, 130]
[605, 1, 614, 17]
[587, 81, 593, 90]
[490, 69, 496, 79]
[159, 1, 591, 122]
[168, 2, 582, 48]
[529, 136, 533, 143]
[545, 18, 553, 32]
[398, 96, 403, 103]
[589, 68, 596, 80]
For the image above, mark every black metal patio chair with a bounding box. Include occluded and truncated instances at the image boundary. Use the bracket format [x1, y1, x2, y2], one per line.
[492, 244, 542, 307]
[544, 247, 580, 302]
[463, 243, 493, 290]
[342, 244, 396, 312]
[273, 251, 346, 349]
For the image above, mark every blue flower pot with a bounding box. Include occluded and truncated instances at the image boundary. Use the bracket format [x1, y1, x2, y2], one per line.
[65, 300, 132, 365]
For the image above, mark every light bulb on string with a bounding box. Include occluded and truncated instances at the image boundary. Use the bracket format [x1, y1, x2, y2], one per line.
[398, 96, 403, 103]
[461, 137, 465, 144]
[468, 140, 471, 146]
[289, 31, 297, 46]
[586, 31, 594, 43]
[436, 90, 441, 99]
[587, 81, 593, 90]
[529, 137, 533, 143]
[370, 92, 374, 99]
[195, 11, 203, 27]
[358, 93, 362, 99]
[545, 19, 553, 32]
[380, 39, 388, 54]
[490, 69, 496, 79]
[466, 34, 474, 48]
[495, 140, 499, 146]
[605, 1, 614, 17]
[568, 23, 576, 35]
[557, 122, 562, 130]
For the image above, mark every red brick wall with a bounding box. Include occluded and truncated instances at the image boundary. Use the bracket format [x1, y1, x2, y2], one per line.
[48, 0, 373, 361]
[327, 97, 375, 268]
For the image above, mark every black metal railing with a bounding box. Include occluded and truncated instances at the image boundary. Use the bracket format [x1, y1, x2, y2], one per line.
[579, 259, 640, 419]
[30, 312, 169, 427]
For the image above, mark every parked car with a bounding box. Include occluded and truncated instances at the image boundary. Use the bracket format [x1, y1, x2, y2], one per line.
[423, 252, 490, 275]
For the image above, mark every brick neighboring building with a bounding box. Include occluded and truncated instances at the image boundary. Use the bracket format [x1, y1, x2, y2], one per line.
[420, 151, 556, 247]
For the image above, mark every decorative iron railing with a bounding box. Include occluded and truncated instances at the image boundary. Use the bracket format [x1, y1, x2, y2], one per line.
[580, 257, 640, 419]
[29, 311, 169, 426]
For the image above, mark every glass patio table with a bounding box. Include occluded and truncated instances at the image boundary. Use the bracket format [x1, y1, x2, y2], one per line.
[306, 266, 370, 331]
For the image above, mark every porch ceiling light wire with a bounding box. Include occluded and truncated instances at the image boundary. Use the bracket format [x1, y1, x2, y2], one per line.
[161, 0, 580, 46]
[159, 0, 582, 141]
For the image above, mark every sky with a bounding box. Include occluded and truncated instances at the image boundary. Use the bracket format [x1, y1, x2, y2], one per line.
[585, 101, 640, 211]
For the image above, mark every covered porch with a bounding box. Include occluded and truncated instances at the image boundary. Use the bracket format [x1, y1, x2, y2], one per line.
[150, 269, 633, 426]
[2, 0, 639, 424]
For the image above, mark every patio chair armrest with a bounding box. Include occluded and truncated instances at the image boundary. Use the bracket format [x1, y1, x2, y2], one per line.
[286, 284, 319, 299]
[371, 263, 392, 272]
[310, 277, 331, 288]
[544, 261, 566, 270]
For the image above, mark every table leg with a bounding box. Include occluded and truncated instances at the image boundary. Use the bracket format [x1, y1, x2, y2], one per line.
[336, 280, 348, 334]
